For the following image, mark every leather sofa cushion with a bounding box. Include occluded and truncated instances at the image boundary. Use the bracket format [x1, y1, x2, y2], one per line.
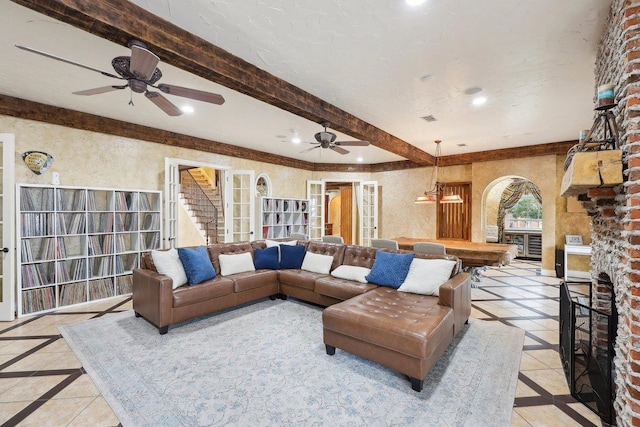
[278, 269, 326, 290]
[322, 287, 454, 358]
[306, 241, 346, 271]
[208, 242, 254, 274]
[314, 276, 378, 301]
[230, 269, 279, 292]
[172, 276, 234, 308]
[342, 245, 377, 268]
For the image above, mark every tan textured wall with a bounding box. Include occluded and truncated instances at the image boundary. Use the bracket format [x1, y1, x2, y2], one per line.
[4, 115, 581, 275]
[471, 156, 557, 273]
[485, 179, 513, 228]
[177, 202, 207, 247]
[4, 116, 312, 196]
[371, 164, 471, 239]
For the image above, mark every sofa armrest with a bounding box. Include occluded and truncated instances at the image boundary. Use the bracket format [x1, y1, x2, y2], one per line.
[438, 272, 471, 336]
[132, 268, 174, 331]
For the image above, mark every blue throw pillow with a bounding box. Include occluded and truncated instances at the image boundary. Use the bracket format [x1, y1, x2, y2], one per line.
[365, 250, 414, 289]
[254, 246, 280, 270]
[279, 244, 306, 269]
[177, 246, 216, 284]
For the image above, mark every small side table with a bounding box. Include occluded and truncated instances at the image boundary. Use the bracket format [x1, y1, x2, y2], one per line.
[564, 244, 592, 281]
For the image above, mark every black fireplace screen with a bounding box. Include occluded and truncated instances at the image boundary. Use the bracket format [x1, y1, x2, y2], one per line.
[560, 280, 616, 425]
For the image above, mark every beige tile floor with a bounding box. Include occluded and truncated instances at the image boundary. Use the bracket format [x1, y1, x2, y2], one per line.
[0, 261, 604, 426]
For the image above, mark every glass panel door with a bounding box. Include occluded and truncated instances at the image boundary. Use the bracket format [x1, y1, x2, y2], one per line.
[361, 181, 378, 247]
[306, 180, 324, 241]
[0, 134, 14, 320]
[225, 170, 255, 242]
[164, 158, 179, 248]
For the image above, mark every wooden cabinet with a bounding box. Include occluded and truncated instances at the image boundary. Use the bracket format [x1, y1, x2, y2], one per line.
[17, 184, 162, 316]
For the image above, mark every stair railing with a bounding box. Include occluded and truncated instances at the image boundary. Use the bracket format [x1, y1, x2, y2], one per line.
[180, 169, 219, 244]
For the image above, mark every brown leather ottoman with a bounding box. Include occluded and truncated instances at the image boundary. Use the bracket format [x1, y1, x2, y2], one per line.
[322, 287, 455, 391]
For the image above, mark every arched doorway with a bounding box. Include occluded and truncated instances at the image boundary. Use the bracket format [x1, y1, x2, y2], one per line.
[482, 176, 542, 260]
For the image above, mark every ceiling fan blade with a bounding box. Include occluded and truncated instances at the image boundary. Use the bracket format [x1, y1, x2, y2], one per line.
[335, 140, 370, 146]
[330, 145, 350, 155]
[15, 45, 123, 80]
[73, 85, 128, 96]
[145, 91, 182, 116]
[157, 84, 225, 105]
[130, 44, 159, 81]
[300, 145, 320, 154]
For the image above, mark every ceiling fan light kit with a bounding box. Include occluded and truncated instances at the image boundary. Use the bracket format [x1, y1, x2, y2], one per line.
[415, 140, 463, 204]
[15, 40, 225, 116]
[300, 122, 369, 155]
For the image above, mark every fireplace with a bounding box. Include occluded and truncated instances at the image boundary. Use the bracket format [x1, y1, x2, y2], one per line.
[560, 276, 617, 425]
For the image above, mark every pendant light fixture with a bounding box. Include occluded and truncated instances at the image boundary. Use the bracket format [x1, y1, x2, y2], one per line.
[415, 140, 463, 204]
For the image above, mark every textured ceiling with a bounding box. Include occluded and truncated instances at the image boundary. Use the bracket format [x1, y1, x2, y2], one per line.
[0, 0, 612, 164]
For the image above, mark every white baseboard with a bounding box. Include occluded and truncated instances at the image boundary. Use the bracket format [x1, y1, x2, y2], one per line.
[540, 269, 556, 277]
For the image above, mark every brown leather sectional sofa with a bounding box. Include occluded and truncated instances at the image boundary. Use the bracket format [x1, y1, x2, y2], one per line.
[132, 240, 471, 391]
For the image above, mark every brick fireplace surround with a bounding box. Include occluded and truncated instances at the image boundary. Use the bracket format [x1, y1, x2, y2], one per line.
[582, 0, 640, 425]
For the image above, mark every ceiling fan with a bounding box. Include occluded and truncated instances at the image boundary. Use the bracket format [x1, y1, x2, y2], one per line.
[300, 122, 369, 155]
[15, 40, 225, 116]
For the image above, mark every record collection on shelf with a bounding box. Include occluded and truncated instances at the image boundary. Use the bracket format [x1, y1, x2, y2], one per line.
[257, 197, 309, 239]
[17, 185, 162, 316]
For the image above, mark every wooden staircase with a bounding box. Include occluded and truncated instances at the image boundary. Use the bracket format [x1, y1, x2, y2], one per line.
[179, 168, 225, 243]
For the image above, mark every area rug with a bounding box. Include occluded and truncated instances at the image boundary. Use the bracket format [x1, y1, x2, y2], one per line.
[60, 299, 524, 427]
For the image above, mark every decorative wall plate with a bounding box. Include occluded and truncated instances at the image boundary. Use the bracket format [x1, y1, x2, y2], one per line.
[22, 151, 53, 175]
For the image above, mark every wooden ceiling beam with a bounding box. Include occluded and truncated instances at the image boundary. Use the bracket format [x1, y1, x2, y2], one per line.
[10, 0, 435, 166]
[0, 94, 317, 171]
[0, 94, 575, 172]
[438, 141, 576, 166]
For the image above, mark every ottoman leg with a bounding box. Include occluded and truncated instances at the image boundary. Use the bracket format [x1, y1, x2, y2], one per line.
[410, 377, 423, 392]
[325, 345, 336, 355]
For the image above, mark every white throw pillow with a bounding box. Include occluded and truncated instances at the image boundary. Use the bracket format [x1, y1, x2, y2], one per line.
[265, 239, 297, 248]
[398, 258, 457, 296]
[151, 248, 188, 289]
[300, 251, 334, 274]
[330, 265, 371, 284]
[219, 252, 256, 276]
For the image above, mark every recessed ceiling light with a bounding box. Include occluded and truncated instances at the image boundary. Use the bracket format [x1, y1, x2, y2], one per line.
[180, 105, 194, 114]
[420, 74, 433, 82]
[457, 143, 467, 147]
[406, 0, 426, 5]
[356, 156, 363, 162]
[472, 96, 487, 106]
[292, 137, 301, 144]
[421, 115, 437, 122]
[464, 86, 482, 95]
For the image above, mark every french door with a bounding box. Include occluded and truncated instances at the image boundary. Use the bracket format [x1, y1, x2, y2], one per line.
[307, 181, 325, 240]
[225, 170, 255, 242]
[0, 134, 15, 320]
[360, 181, 378, 247]
[164, 158, 180, 248]
[307, 180, 378, 246]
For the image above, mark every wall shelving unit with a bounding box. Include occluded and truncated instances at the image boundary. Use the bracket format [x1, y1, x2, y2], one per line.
[257, 197, 309, 239]
[17, 184, 162, 316]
